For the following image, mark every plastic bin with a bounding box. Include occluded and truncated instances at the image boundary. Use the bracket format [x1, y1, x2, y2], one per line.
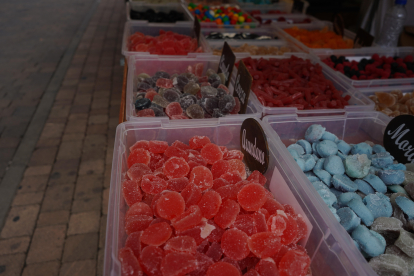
[255, 13, 321, 27]
[104, 115, 373, 276]
[126, 55, 262, 121]
[122, 21, 212, 57]
[262, 111, 393, 276]
[203, 27, 279, 41]
[273, 21, 356, 55]
[126, 2, 193, 23]
[231, 54, 375, 117]
[314, 47, 414, 88]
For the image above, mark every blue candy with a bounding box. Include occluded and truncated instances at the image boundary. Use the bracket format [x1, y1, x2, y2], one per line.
[313, 169, 332, 187]
[312, 181, 329, 191]
[338, 192, 362, 206]
[337, 140, 351, 155]
[363, 193, 393, 219]
[388, 185, 408, 195]
[354, 179, 375, 195]
[348, 198, 374, 226]
[296, 139, 312, 154]
[305, 172, 319, 183]
[363, 174, 387, 193]
[305, 124, 326, 143]
[321, 131, 339, 142]
[316, 140, 338, 158]
[330, 188, 344, 199]
[395, 196, 414, 220]
[337, 152, 347, 161]
[372, 144, 386, 154]
[352, 225, 385, 257]
[329, 206, 341, 222]
[332, 174, 358, 192]
[344, 154, 371, 178]
[288, 148, 300, 159]
[385, 163, 406, 171]
[293, 156, 305, 171]
[371, 152, 394, 168]
[314, 158, 325, 170]
[303, 154, 316, 172]
[287, 144, 305, 156]
[312, 154, 320, 162]
[312, 143, 320, 158]
[324, 155, 345, 175]
[378, 170, 405, 185]
[318, 189, 337, 206]
[369, 166, 382, 175]
[351, 142, 373, 158]
[337, 207, 361, 232]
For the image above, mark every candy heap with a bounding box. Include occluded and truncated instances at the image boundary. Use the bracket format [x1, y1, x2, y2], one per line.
[134, 63, 241, 119]
[284, 26, 354, 49]
[288, 124, 414, 275]
[255, 16, 312, 25]
[213, 44, 293, 56]
[130, 9, 185, 23]
[119, 137, 311, 276]
[370, 90, 414, 117]
[206, 32, 275, 40]
[187, 3, 254, 25]
[323, 54, 414, 80]
[128, 30, 203, 55]
[238, 56, 351, 109]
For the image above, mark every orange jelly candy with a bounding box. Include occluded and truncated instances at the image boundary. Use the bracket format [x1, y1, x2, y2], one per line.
[140, 245, 164, 276]
[189, 136, 211, 149]
[189, 166, 214, 191]
[198, 190, 222, 219]
[237, 183, 267, 211]
[140, 222, 172, 246]
[214, 199, 240, 229]
[228, 159, 247, 179]
[122, 179, 142, 207]
[163, 157, 190, 180]
[278, 249, 311, 276]
[119, 247, 143, 276]
[248, 232, 282, 259]
[127, 148, 151, 168]
[127, 163, 152, 183]
[156, 191, 185, 220]
[161, 252, 198, 276]
[221, 228, 250, 261]
[206, 262, 241, 276]
[211, 160, 231, 179]
[171, 205, 203, 232]
[148, 140, 169, 154]
[141, 174, 168, 195]
[164, 236, 197, 255]
[201, 143, 223, 164]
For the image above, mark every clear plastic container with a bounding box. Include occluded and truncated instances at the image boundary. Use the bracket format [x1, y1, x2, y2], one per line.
[273, 21, 357, 55]
[262, 111, 392, 276]
[126, 2, 193, 23]
[314, 47, 414, 88]
[203, 27, 279, 41]
[255, 13, 321, 27]
[235, 1, 292, 14]
[231, 54, 375, 117]
[126, 55, 262, 121]
[104, 115, 375, 276]
[122, 21, 212, 57]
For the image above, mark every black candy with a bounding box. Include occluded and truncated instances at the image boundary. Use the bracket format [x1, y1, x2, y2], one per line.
[130, 9, 185, 23]
[135, 98, 152, 110]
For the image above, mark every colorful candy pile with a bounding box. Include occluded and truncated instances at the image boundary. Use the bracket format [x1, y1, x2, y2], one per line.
[128, 30, 203, 55]
[288, 124, 414, 275]
[323, 54, 414, 80]
[187, 3, 254, 25]
[237, 56, 351, 109]
[119, 137, 311, 276]
[205, 32, 275, 40]
[134, 63, 241, 119]
[130, 9, 185, 23]
[284, 26, 354, 49]
[212, 44, 293, 56]
[369, 90, 414, 117]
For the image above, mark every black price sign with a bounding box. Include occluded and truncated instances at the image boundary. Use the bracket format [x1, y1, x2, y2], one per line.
[232, 60, 252, 114]
[383, 115, 414, 164]
[193, 17, 201, 45]
[353, 28, 374, 48]
[217, 42, 236, 87]
[333, 14, 345, 38]
[240, 118, 269, 174]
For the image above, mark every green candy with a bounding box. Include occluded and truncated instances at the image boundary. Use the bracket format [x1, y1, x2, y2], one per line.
[344, 154, 371, 179]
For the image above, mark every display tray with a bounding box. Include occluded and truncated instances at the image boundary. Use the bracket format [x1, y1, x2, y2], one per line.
[104, 116, 368, 276]
[126, 2, 193, 23]
[254, 13, 321, 27]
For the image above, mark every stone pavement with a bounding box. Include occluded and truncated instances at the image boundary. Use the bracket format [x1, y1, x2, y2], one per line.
[0, 0, 125, 274]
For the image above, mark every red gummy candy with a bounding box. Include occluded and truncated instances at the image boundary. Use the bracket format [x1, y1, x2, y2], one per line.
[211, 160, 231, 179]
[228, 159, 247, 180]
[281, 213, 299, 245]
[126, 202, 153, 221]
[212, 178, 230, 190]
[125, 231, 142, 258]
[221, 257, 242, 274]
[237, 183, 267, 211]
[206, 262, 241, 276]
[252, 211, 268, 233]
[144, 89, 158, 101]
[248, 232, 282, 258]
[166, 177, 189, 192]
[267, 213, 287, 236]
[283, 204, 296, 216]
[181, 183, 202, 208]
[205, 241, 223, 261]
[119, 247, 143, 276]
[176, 221, 206, 245]
[164, 146, 189, 161]
[278, 249, 311, 276]
[214, 199, 240, 229]
[161, 252, 198, 276]
[156, 78, 173, 88]
[198, 190, 222, 219]
[189, 136, 211, 149]
[247, 170, 267, 186]
[207, 220, 225, 243]
[127, 163, 152, 183]
[149, 152, 165, 171]
[141, 222, 172, 246]
[125, 216, 153, 235]
[171, 205, 203, 232]
[166, 102, 183, 118]
[171, 140, 190, 150]
[201, 143, 223, 164]
[148, 140, 169, 154]
[164, 236, 197, 255]
[140, 245, 164, 276]
[189, 252, 214, 276]
[156, 191, 185, 220]
[128, 148, 151, 168]
[122, 180, 142, 207]
[136, 109, 155, 117]
[255, 259, 279, 276]
[171, 114, 189, 120]
[195, 63, 204, 77]
[244, 269, 260, 276]
[231, 215, 257, 236]
[293, 215, 308, 244]
[216, 181, 247, 201]
[163, 157, 190, 179]
[221, 228, 250, 261]
[130, 140, 149, 152]
[224, 150, 244, 161]
[141, 174, 168, 195]
[189, 166, 214, 191]
[230, 97, 241, 114]
[221, 171, 243, 184]
[262, 198, 285, 215]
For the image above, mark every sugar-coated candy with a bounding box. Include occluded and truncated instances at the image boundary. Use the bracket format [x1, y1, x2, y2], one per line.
[214, 199, 240, 229]
[119, 247, 144, 276]
[332, 174, 358, 192]
[363, 174, 387, 193]
[305, 124, 325, 143]
[287, 144, 305, 156]
[201, 143, 223, 164]
[155, 191, 185, 220]
[344, 154, 371, 178]
[337, 140, 351, 155]
[395, 196, 414, 220]
[200, 97, 219, 115]
[122, 180, 143, 207]
[140, 245, 164, 276]
[200, 86, 218, 98]
[198, 190, 222, 219]
[318, 189, 337, 206]
[395, 230, 414, 258]
[141, 222, 172, 246]
[313, 169, 331, 187]
[338, 192, 362, 206]
[163, 157, 190, 180]
[296, 140, 312, 154]
[371, 152, 394, 169]
[148, 140, 168, 154]
[228, 159, 247, 180]
[285, 26, 353, 49]
[141, 175, 168, 195]
[206, 242, 223, 261]
[171, 205, 203, 232]
[237, 184, 267, 212]
[351, 142, 373, 158]
[218, 95, 236, 114]
[164, 236, 197, 255]
[206, 262, 241, 276]
[161, 252, 198, 276]
[221, 228, 250, 261]
[363, 193, 393, 219]
[313, 158, 325, 171]
[348, 198, 374, 226]
[324, 155, 345, 175]
[301, 154, 316, 172]
[378, 170, 405, 185]
[135, 98, 152, 111]
[369, 254, 409, 276]
[316, 140, 338, 158]
[189, 166, 214, 190]
[352, 225, 386, 257]
[337, 207, 361, 232]
[186, 104, 205, 119]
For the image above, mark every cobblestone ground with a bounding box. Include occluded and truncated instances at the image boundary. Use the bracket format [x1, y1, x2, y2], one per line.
[0, 0, 125, 274]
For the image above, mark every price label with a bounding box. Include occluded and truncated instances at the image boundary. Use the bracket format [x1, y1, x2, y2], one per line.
[217, 42, 236, 87]
[232, 60, 252, 114]
[383, 115, 414, 164]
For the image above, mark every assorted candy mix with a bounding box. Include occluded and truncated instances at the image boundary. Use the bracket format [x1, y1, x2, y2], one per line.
[323, 54, 414, 80]
[119, 137, 311, 276]
[205, 32, 275, 40]
[237, 56, 351, 109]
[254, 16, 313, 25]
[187, 3, 254, 25]
[130, 9, 185, 22]
[128, 30, 203, 55]
[369, 90, 414, 117]
[284, 26, 354, 49]
[212, 44, 293, 56]
[133, 63, 241, 119]
[288, 124, 414, 275]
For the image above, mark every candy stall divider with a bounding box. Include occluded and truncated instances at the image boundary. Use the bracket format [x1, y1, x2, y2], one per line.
[126, 2, 194, 23]
[261, 111, 393, 276]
